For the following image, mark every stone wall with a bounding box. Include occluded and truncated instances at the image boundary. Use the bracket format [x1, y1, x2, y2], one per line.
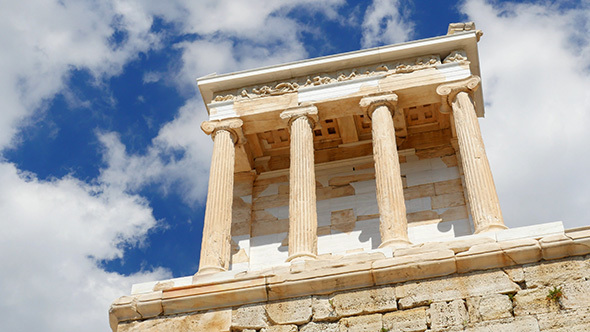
[117, 253, 590, 332]
[232, 142, 472, 271]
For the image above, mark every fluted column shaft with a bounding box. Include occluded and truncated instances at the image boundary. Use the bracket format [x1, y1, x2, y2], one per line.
[437, 76, 506, 233]
[360, 94, 410, 248]
[198, 118, 243, 275]
[281, 106, 318, 262]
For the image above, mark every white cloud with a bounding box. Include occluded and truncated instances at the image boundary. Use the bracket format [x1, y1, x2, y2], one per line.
[0, 1, 171, 331]
[0, 0, 161, 150]
[361, 0, 413, 48]
[461, 0, 590, 228]
[0, 162, 171, 331]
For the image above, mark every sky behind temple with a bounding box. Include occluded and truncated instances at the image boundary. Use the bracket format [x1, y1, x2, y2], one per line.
[0, 0, 589, 331]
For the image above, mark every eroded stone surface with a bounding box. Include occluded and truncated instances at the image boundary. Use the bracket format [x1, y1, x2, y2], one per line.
[332, 286, 396, 317]
[397, 270, 519, 309]
[266, 296, 312, 325]
[382, 306, 427, 332]
[118, 309, 231, 332]
[466, 294, 512, 322]
[232, 303, 268, 329]
[465, 317, 540, 332]
[299, 321, 339, 332]
[523, 257, 587, 288]
[338, 313, 382, 332]
[312, 296, 338, 322]
[428, 300, 468, 330]
[261, 325, 298, 332]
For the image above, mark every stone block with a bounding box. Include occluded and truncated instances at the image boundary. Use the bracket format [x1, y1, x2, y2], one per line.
[232, 303, 268, 329]
[266, 296, 312, 325]
[331, 286, 396, 317]
[513, 288, 559, 315]
[560, 279, 590, 309]
[536, 307, 590, 331]
[445, 236, 495, 254]
[403, 183, 435, 200]
[439, 205, 468, 222]
[251, 218, 289, 237]
[466, 294, 512, 322]
[373, 250, 456, 289]
[312, 296, 338, 322]
[382, 306, 427, 332]
[331, 209, 357, 233]
[118, 309, 231, 332]
[464, 317, 540, 332]
[328, 172, 375, 186]
[300, 321, 339, 332]
[433, 178, 462, 195]
[396, 270, 519, 309]
[261, 325, 298, 332]
[523, 256, 587, 287]
[407, 210, 439, 223]
[503, 266, 525, 283]
[428, 300, 468, 330]
[441, 155, 458, 167]
[456, 242, 511, 273]
[316, 185, 355, 201]
[499, 238, 542, 265]
[253, 193, 289, 210]
[338, 313, 382, 331]
[431, 192, 465, 209]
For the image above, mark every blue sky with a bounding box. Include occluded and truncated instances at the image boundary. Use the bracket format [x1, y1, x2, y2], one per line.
[0, 1, 589, 331]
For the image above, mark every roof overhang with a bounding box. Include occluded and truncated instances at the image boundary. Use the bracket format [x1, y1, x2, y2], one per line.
[197, 30, 484, 117]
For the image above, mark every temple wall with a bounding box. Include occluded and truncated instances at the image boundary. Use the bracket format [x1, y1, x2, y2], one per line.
[231, 142, 472, 271]
[116, 253, 590, 332]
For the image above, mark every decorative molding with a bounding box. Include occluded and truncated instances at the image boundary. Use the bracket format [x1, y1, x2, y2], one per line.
[436, 75, 481, 114]
[210, 54, 463, 103]
[443, 50, 468, 64]
[447, 22, 483, 41]
[359, 93, 398, 119]
[280, 104, 319, 128]
[200, 118, 245, 144]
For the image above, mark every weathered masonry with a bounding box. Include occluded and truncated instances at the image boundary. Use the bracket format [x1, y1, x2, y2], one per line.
[110, 23, 590, 332]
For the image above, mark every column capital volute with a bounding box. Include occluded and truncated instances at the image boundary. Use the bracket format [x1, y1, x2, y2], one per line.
[359, 93, 398, 119]
[280, 104, 319, 128]
[436, 75, 481, 114]
[201, 118, 245, 145]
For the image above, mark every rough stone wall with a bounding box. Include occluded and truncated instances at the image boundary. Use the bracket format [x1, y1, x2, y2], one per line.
[118, 255, 590, 331]
[237, 143, 471, 271]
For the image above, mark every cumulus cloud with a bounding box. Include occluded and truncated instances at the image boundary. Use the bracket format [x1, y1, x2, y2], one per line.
[0, 162, 171, 331]
[461, 0, 590, 228]
[361, 0, 414, 47]
[0, 1, 169, 331]
[0, 0, 161, 150]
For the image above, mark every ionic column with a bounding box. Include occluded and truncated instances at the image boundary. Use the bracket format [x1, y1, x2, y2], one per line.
[437, 76, 507, 233]
[280, 105, 319, 262]
[197, 118, 244, 275]
[360, 94, 410, 248]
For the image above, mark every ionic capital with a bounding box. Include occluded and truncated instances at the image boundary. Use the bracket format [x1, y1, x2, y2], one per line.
[436, 75, 481, 114]
[201, 118, 245, 145]
[359, 93, 398, 119]
[280, 104, 319, 128]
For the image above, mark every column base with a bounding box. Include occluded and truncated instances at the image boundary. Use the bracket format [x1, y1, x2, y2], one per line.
[379, 238, 411, 249]
[286, 252, 317, 263]
[475, 224, 509, 234]
[195, 266, 226, 276]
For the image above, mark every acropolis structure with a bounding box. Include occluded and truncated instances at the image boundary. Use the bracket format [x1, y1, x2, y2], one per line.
[110, 23, 590, 331]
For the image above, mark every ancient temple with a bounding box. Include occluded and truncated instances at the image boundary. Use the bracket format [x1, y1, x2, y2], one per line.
[109, 23, 590, 332]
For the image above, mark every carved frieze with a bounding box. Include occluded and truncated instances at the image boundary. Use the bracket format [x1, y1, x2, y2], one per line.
[210, 53, 468, 104]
